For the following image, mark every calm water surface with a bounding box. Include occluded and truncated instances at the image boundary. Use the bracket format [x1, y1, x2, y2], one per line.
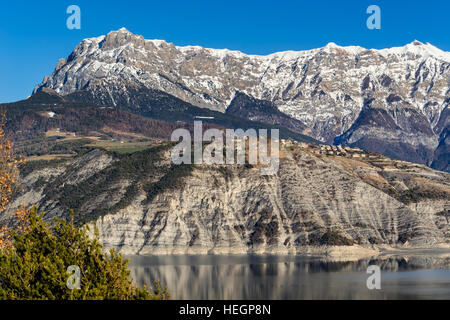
[127, 255, 450, 300]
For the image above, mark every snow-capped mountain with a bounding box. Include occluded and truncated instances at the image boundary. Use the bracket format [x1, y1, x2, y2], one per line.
[34, 28, 449, 170]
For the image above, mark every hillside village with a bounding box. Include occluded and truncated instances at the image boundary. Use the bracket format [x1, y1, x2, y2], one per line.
[281, 139, 383, 160]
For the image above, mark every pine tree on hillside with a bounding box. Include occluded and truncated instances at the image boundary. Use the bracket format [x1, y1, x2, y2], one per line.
[0, 208, 169, 300]
[0, 109, 169, 300]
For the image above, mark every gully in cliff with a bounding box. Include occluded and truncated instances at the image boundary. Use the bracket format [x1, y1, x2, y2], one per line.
[171, 121, 279, 175]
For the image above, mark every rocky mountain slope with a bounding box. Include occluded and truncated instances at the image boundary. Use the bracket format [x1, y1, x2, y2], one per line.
[3, 141, 449, 255]
[33, 28, 449, 170]
[1, 89, 318, 156]
[3, 89, 183, 144]
[225, 92, 308, 135]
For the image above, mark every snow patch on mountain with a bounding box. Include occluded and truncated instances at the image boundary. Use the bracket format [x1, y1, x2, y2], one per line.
[34, 29, 449, 161]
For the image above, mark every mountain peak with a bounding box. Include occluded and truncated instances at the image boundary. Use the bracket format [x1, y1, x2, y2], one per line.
[411, 40, 424, 46]
[99, 27, 144, 49]
[371, 40, 450, 62]
[325, 42, 339, 48]
[403, 40, 449, 60]
[104, 27, 140, 39]
[112, 27, 132, 34]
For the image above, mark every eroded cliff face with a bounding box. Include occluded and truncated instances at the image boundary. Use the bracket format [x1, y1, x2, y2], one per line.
[5, 143, 449, 255]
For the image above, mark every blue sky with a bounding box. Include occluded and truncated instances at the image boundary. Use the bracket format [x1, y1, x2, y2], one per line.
[0, 0, 448, 103]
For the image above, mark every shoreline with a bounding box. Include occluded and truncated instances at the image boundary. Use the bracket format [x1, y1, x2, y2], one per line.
[116, 243, 450, 262]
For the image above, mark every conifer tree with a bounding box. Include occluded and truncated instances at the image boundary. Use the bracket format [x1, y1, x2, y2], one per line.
[0, 110, 169, 300]
[0, 208, 169, 300]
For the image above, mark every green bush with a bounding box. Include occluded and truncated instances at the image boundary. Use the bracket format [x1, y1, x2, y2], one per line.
[309, 230, 353, 246]
[0, 208, 169, 300]
[249, 217, 279, 245]
[143, 164, 194, 204]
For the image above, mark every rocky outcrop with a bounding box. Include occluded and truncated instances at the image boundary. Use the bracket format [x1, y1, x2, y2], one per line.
[225, 92, 308, 135]
[334, 102, 438, 166]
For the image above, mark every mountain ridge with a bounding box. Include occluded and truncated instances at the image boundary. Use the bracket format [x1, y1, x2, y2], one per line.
[33, 28, 449, 171]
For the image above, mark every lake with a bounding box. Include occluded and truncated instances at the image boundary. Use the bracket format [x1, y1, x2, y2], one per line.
[127, 254, 450, 300]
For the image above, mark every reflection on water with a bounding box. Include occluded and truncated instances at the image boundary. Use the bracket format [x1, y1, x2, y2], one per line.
[127, 255, 450, 300]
